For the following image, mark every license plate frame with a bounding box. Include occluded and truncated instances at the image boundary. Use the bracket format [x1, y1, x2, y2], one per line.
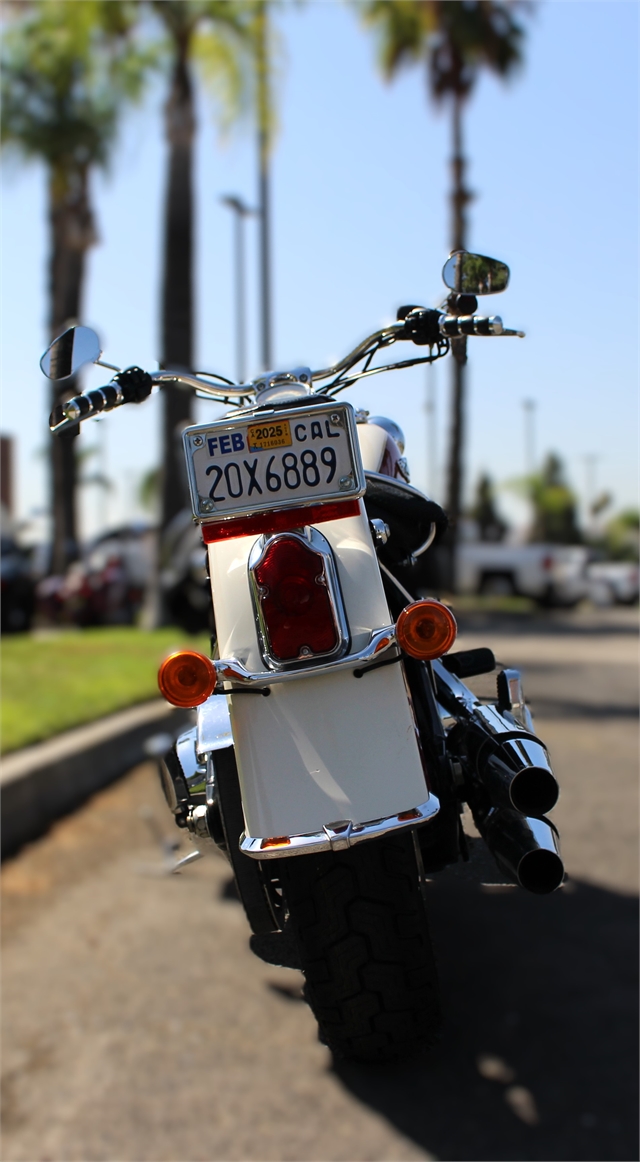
[183, 402, 366, 524]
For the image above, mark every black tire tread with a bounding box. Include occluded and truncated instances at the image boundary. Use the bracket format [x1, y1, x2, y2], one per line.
[280, 832, 441, 1063]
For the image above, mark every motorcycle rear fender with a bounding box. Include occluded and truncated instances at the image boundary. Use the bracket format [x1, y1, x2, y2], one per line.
[207, 505, 436, 847]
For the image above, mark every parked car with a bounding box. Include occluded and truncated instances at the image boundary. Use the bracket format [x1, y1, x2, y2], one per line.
[36, 524, 155, 626]
[456, 541, 589, 606]
[587, 560, 639, 606]
[1, 533, 35, 632]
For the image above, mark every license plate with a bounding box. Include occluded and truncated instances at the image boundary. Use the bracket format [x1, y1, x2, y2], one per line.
[183, 402, 365, 522]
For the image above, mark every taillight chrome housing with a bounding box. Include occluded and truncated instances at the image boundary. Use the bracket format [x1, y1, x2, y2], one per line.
[248, 528, 349, 670]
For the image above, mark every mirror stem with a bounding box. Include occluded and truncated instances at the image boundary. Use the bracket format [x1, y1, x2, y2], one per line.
[95, 359, 122, 373]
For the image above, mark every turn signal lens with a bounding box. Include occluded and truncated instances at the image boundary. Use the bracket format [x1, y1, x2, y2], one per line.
[396, 599, 457, 660]
[158, 650, 217, 708]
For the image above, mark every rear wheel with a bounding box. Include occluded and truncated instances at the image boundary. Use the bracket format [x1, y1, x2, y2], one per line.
[280, 831, 441, 1063]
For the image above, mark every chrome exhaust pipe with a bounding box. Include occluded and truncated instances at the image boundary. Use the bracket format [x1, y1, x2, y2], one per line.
[478, 808, 564, 894]
[478, 737, 559, 817]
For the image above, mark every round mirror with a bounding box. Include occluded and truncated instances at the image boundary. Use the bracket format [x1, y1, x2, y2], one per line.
[40, 325, 101, 380]
[442, 252, 510, 296]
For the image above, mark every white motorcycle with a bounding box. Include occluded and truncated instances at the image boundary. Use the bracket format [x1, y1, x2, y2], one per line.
[42, 251, 563, 1063]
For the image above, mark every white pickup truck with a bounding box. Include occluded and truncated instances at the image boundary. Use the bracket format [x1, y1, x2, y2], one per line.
[587, 561, 639, 606]
[456, 541, 589, 606]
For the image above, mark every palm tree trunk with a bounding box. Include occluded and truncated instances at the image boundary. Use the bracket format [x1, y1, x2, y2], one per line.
[444, 93, 470, 590]
[48, 165, 95, 575]
[160, 48, 195, 533]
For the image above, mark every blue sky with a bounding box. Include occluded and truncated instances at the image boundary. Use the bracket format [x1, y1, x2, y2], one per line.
[1, 0, 637, 542]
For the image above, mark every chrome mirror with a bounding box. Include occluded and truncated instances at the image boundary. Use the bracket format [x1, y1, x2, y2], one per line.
[40, 325, 101, 380]
[442, 252, 510, 296]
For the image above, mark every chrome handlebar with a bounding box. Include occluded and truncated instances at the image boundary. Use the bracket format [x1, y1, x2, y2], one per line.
[49, 312, 524, 434]
[310, 322, 406, 382]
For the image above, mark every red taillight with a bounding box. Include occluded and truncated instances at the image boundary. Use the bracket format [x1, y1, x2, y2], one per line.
[252, 535, 339, 662]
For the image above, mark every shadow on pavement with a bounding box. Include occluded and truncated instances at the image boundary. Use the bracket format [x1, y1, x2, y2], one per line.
[333, 877, 638, 1162]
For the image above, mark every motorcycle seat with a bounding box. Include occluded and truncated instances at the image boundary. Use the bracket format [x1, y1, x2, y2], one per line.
[363, 472, 448, 562]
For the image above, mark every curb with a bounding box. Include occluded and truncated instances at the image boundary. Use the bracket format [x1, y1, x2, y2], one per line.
[1, 701, 193, 859]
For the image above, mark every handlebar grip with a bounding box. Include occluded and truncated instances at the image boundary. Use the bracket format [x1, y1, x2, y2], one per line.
[49, 367, 153, 433]
[49, 384, 118, 430]
[439, 314, 504, 338]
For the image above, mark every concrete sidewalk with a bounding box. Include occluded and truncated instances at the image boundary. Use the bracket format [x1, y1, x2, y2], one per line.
[1, 700, 192, 858]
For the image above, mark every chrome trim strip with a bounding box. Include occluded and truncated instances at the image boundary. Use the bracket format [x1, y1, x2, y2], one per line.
[240, 794, 440, 859]
[214, 624, 397, 689]
[247, 527, 350, 672]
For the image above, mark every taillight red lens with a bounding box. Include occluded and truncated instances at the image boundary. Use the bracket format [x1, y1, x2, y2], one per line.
[253, 536, 339, 661]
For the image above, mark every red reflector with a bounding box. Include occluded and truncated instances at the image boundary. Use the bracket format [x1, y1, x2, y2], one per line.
[260, 836, 291, 849]
[396, 808, 422, 822]
[253, 535, 339, 661]
[201, 499, 361, 543]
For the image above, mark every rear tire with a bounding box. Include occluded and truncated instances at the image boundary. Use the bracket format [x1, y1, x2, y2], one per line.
[280, 832, 441, 1063]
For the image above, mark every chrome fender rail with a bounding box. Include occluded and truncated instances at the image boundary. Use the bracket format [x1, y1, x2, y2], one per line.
[214, 624, 397, 690]
[240, 794, 441, 859]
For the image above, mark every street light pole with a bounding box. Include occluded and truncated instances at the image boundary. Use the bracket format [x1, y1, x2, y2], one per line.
[255, 1, 273, 372]
[221, 195, 255, 383]
[522, 398, 537, 477]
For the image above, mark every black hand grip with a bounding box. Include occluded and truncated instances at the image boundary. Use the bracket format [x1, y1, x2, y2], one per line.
[401, 308, 443, 346]
[49, 368, 153, 432]
[113, 366, 153, 403]
[49, 383, 120, 430]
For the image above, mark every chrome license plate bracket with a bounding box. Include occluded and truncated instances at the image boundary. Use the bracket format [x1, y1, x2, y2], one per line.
[183, 402, 365, 523]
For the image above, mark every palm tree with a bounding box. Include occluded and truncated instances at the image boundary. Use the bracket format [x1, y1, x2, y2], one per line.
[359, 0, 527, 585]
[529, 453, 582, 544]
[149, 1, 250, 535]
[1, 0, 145, 574]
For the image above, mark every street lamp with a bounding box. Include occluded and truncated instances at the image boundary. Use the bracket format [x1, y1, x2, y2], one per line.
[522, 398, 537, 477]
[220, 195, 256, 383]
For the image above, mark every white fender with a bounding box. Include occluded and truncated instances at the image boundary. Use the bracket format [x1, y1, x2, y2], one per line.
[207, 505, 432, 843]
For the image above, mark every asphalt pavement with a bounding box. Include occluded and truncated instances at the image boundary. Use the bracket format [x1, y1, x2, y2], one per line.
[2, 607, 638, 1161]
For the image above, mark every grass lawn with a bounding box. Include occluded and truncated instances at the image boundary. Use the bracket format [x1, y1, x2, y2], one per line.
[1, 627, 209, 754]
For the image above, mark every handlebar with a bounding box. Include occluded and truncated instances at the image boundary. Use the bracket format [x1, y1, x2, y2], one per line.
[49, 366, 153, 433]
[49, 310, 525, 434]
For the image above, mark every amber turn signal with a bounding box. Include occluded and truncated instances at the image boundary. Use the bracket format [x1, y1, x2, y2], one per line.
[396, 599, 457, 660]
[158, 650, 217, 708]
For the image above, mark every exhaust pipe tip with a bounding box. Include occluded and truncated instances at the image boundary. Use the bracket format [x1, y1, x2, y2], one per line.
[479, 809, 565, 895]
[516, 846, 565, 894]
[510, 766, 559, 817]
[479, 751, 560, 819]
